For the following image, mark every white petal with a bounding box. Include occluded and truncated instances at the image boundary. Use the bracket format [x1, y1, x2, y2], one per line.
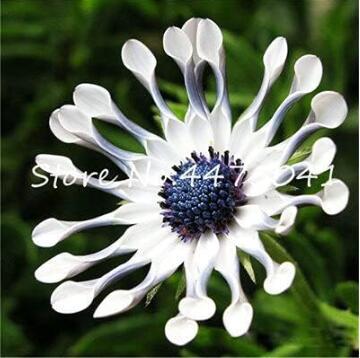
[263, 55, 323, 146]
[51, 280, 97, 314]
[240, 37, 288, 130]
[246, 141, 284, 173]
[163, 27, 209, 120]
[215, 237, 242, 297]
[163, 27, 192, 68]
[58, 104, 93, 140]
[235, 205, 276, 230]
[179, 232, 219, 321]
[36, 154, 81, 183]
[51, 257, 147, 314]
[236, 124, 271, 167]
[94, 236, 190, 318]
[145, 137, 181, 164]
[164, 117, 194, 157]
[223, 302, 253, 337]
[281, 91, 347, 163]
[193, 231, 219, 278]
[115, 179, 160, 203]
[58, 105, 142, 172]
[32, 209, 127, 248]
[119, 218, 165, 251]
[215, 238, 253, 337]
[93, 290, 136, 318]
[291, 55, 323, 94]
[73, 84, 116, 121]
[275, 136, 337, 185]
[197, 18, 231, 122]
[121, 39, 156, 86]
[263, 262, 296, 295]
[50, 107, 136, 174]
[49, 109, 81, 144]
[251, 179, 349, 216]
[275, 206, 298, 235]
[270, 91, 347, 165]
[57, 105, 133, 168]
[165, 315, 199, 346]
[320, 179, 349, 215]
[35, 253, 92, 284]
[309, 91, 348, 128]
[248, 190, 289, 216]
[235, 205, 297, 234]
[129, 156, 171, 186]
[73, 84, 157, 144]
[263, 37, 288, 85]
[187, 114, 213, 153]
[32, 218, 74, 248]
[163, 26, 209, 119]
[114, 202, 161, 224]
[228, 226, 295, 295]
[210, 105, 231, 152]
[308, 137, 336, 175]
[36, 253, 88, 283]
[242, 160, 278, 197]
[94, 244, 170, 318]
[230, 117, 253, 158]
[197, 18, 223, 67]
[34, 234, 136, 283]
[121, 39, 177, 124]
[36, 154, 123, 197]
[178, 296, 216, 321]
[182, 18, 202, 65]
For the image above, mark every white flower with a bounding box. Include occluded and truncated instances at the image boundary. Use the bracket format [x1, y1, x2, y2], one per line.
[32, 18, 349, 346]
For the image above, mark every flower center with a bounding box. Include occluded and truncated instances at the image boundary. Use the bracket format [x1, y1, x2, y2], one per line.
[159, 147, 247, 240]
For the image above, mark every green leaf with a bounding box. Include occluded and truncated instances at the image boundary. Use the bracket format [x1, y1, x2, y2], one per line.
[260, 233, 350, 356]
[335, 281, 359, 314]
[167, 102, 188, 120]
[159, 80, 188, 102]
[254, 291, 306, 324]
[145, 283, 162, 307]
[319, 302, 359, 349]
[286, 231, 332, 299]
[267, 343, 304, 357]
[277, 185, 299, 194]
[68, 314, 166, 356]
[261, 233, 319, 311]
[175, 271, 186, 301]
[1, 299, 32, 356]
[239, 251, 256, 283]
[287, 146, 312, 165]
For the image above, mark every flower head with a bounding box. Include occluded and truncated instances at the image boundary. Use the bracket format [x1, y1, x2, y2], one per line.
[32, 18, 349, 346]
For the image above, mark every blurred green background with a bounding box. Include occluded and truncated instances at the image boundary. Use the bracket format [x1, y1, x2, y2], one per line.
[1, 0, 358, 356]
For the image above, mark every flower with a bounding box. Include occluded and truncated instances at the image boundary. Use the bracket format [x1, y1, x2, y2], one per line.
[32, 18, 349, 346]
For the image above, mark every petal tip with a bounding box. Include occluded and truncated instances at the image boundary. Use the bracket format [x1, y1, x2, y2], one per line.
[264, 261, 296, 295]
[94, 291, 135, 318]
[51, 281, 95, 314]
[321, 179, 349, 215]
[223, 302, 253, 337]
[165, 315, 198, 346]
[179, 296, 216, 321]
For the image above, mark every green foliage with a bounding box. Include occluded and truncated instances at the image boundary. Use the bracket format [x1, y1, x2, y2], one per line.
[335, 281, 359, 314]
[68, 314, 170, 356]
[239, 251, 257, 283]
[145, 283, 163, 307]
[1, 0, 358, 356]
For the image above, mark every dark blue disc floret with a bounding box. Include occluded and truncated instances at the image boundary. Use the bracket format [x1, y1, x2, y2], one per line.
[159, 147, 247, 241]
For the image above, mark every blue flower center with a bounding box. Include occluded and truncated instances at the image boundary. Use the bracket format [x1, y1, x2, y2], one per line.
[159, 147, 247, 240]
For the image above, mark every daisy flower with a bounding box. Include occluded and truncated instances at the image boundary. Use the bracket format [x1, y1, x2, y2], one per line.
[32, 18, 349, 346]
